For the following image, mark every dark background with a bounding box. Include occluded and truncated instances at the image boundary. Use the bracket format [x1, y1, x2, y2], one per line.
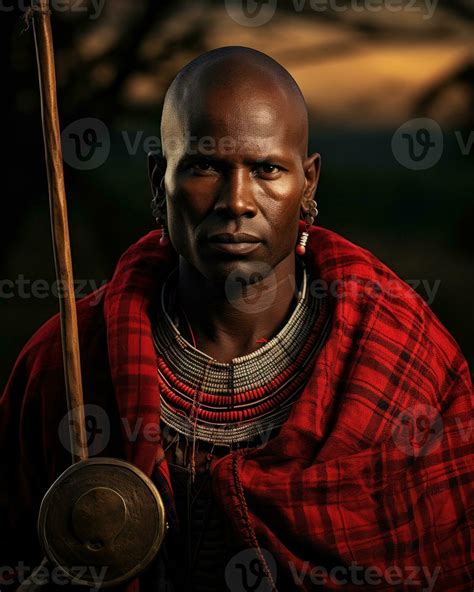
[1, 0, 473, 390]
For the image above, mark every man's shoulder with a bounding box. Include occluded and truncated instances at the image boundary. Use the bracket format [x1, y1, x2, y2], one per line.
[310, 226, 439, 326]
[310, 226, 470, 393]
[310, 226, 409, 288]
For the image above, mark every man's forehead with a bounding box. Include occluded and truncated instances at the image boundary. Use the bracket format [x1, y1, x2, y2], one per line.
[163, 116, 303, 163]
[185, 96, 285, 138]
[164, 85, 307, 159]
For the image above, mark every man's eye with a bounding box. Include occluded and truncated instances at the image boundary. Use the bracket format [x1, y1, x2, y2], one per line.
[191, 160, 215, 174]
[255, 164, 281, 177]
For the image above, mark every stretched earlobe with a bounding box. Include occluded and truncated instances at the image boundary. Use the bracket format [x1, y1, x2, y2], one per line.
[296, 198, 319, 257]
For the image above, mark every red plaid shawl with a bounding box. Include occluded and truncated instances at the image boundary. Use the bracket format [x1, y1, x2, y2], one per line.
[1, 222, 472, 591]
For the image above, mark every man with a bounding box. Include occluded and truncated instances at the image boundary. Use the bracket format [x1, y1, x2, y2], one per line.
[1, 46, 472, 591]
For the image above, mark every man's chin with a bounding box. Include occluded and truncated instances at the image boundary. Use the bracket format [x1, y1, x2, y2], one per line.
[196, 256, 275, 287]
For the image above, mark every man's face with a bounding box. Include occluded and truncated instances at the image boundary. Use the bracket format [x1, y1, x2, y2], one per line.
[156, 86, 319, 283]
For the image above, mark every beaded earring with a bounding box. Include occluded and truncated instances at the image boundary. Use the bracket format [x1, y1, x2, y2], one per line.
[296, 199, 318, 256]
[150, 178, 169, 247]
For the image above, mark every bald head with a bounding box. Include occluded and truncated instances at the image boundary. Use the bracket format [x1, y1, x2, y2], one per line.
[160, 46, 309, 159]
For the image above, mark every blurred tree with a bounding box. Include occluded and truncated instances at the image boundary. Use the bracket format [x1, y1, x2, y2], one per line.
[1, 0, 209, 268]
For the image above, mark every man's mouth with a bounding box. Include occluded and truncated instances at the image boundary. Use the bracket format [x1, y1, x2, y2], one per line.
[208, 232, 261, 243]
[207, 232, 262, 255]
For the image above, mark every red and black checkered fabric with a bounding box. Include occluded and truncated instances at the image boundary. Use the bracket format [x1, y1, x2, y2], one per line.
[1, 221, 472, 591]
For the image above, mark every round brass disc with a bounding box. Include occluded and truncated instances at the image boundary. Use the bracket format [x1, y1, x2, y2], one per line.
[37, 458, 167, 588]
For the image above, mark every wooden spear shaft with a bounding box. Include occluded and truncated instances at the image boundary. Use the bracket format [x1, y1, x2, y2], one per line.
[31, 0, 88, 464]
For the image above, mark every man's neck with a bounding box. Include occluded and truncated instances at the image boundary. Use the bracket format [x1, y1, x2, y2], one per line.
[175, 253, 300, 363]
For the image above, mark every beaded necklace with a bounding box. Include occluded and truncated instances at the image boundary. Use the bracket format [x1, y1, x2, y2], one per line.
[152, 261, 330, 479]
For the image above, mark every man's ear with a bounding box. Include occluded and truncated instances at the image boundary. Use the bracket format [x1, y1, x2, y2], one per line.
[301, 152, 321, 211]
[147, 152, 167, 197]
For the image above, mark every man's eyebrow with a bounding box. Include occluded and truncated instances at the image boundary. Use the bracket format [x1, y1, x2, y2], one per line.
[247, 154, 289, 163]
[178, 154, 222, 164]
[241, 154, 295, 169]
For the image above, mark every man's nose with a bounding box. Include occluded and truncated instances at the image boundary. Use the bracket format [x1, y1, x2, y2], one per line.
[213, 168, 257, 218]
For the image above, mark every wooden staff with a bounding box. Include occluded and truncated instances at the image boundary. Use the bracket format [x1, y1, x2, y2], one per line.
[31, 0, 88, 464]
[15, 4, 91, 589]
[17, 7, 167, 590]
